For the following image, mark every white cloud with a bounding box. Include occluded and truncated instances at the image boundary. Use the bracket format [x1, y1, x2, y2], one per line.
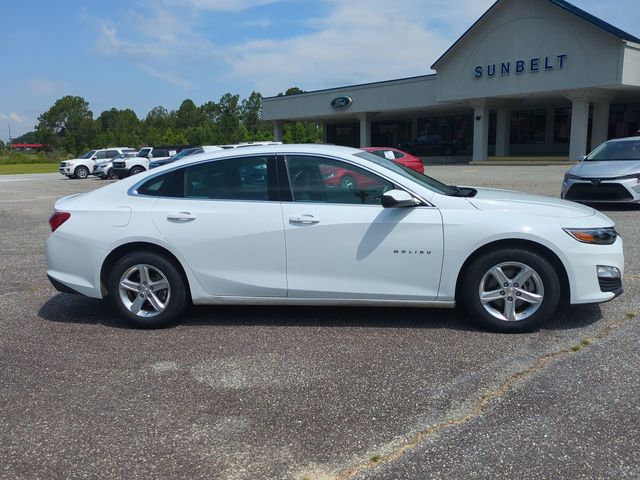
[166, 0, 280, 12]
[224, 0, 495, 95]
[0, 112, 27, 124]
[27, 78, 67, 96]
[92, 0, 498, 93]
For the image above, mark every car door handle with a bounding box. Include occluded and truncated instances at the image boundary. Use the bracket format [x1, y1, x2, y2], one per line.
[167, 212, 196, 222]
[289, 214, 320, 225]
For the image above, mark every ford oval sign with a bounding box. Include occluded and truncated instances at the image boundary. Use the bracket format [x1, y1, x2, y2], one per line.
[331, 96, 353, 110]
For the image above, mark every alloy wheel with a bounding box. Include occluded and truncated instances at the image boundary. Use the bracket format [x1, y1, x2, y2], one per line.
[118, 264, 171, 318]
[478, 261, 544, 322]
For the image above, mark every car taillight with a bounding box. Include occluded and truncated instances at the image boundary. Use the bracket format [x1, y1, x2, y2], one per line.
[49, 211, 71, 232]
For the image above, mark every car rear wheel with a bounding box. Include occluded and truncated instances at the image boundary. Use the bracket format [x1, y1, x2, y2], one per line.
[461, 249, 560, 333]
[75, 166, 89, 179]
[130, 166, 145, 176]
[107, 168, 117, 180]
[108, 252, 187, 328]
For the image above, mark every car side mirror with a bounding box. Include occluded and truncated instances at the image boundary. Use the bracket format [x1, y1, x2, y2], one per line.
[381, 189, 421, 208]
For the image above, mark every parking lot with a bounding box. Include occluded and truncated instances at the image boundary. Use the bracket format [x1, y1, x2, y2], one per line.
[1, 166, 639, 479]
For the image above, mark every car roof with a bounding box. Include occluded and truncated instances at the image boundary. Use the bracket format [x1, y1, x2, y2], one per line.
[607, 136, 640, 143]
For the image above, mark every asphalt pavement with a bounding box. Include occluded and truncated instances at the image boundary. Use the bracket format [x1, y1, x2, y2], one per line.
[0, 167, 638, 479]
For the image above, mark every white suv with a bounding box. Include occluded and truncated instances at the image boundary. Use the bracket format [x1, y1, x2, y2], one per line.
[113, 146, 182, 179]
[59, 148, 136, 179]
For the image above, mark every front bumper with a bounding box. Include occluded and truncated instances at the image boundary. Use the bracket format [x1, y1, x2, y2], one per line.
[562, 177, 640, 203]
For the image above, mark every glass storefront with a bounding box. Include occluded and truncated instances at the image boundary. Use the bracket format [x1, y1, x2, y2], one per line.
[326, 122, 360, 148]
[510, 110, 547, 144]
[609, 104, 640, 138]
[554, 108, 572, 143]
[371, 119, 412, 147]
[416, 115, 473, 155]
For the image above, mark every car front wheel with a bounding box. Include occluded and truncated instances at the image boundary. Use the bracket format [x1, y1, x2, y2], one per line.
[461, 249, 560, 333]
[130, 166, 145, 176]
[107, 252, 187, 328]
[74, 166, 89, 179]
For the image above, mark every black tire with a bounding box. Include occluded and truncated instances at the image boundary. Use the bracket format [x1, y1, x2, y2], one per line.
[107, 252, 187, 328]
[460, 249, 560, 333]
[130, 166, 145, 176]
[75, 166, 89, 179]
[107, 168, 118, 180]
[339, 175, 357, 189]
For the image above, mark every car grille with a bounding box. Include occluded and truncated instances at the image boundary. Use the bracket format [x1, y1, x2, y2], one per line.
[113, 162, 125, 168]
[565, 183, 633, 201]
[598, 276, 622, 293]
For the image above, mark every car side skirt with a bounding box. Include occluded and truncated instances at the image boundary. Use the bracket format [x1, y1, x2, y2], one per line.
[192, 297, 456, 308]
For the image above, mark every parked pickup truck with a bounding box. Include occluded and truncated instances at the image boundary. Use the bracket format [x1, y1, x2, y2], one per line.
[59, 147, 136, 179]
[112, 145, 188, 179]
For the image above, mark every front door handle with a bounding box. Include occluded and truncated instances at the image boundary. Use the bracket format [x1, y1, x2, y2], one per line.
[289, 214, 320, 225]
[167, 212, 196, 222]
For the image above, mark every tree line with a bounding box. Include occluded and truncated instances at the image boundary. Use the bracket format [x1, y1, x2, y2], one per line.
[10, 87, 321, 155]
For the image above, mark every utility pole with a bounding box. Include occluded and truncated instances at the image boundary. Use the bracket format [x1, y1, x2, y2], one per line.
[7, 120, 12, 146]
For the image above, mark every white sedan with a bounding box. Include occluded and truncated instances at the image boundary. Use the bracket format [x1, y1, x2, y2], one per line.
[46, 145, 624, 332]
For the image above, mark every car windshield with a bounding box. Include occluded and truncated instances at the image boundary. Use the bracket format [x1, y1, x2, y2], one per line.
[587, 140, 640, 161]
[81, 150, 97, 159]
[170, 148, 198, 160]
[138, 148, 152, 157]
[354, 152, 457, 195]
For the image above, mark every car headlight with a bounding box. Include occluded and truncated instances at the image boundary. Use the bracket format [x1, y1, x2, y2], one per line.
[612, 173, 640, 181]
[564, 172, 582, 181]
[563, 227, 619, 245]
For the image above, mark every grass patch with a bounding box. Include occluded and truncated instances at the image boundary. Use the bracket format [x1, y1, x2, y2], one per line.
[370, 454, 381, 463]
[625, 312, 637, 319]
[581, 339, 590, 347]
[0, 163, 60, 175]
[571, 345, 581, 352]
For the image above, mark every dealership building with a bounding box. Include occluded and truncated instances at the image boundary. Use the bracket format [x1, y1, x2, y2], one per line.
[262, 0, 640, 161]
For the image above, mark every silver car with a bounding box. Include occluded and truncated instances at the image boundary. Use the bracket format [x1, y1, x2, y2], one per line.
[561, 137, 640, 203]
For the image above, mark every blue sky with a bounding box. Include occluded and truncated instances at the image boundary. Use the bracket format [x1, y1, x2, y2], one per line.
[1, 0, 639, 140]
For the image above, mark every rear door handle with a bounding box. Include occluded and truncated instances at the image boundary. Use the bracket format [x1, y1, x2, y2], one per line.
[289, 214, 320, 225]
[167, 212, 196, 222]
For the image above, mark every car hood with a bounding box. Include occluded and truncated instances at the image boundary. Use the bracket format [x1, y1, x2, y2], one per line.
[568, 160, 640, 178]
[466, 187, 595, 218]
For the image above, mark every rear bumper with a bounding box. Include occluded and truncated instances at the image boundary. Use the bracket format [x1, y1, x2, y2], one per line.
[46, 233, 105, 299]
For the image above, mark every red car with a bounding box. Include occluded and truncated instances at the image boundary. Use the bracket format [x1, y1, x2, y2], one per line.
[363, 147, 424, 173]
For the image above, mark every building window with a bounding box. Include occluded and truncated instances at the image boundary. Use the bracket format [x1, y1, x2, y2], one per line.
[510, 110, 546, 144]
[609, 104, 640, 139]
[416, 115, 472, 155]
[371, 119, 412, 147]
[326, 122, 360, 148]
[554, 108, 571, 143]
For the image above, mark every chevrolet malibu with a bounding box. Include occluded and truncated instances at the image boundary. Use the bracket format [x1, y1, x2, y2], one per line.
[46, 144, 624, 332]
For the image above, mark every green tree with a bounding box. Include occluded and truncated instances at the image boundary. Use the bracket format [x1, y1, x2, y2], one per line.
[241, 91, 272, 141]
[145, 106, 171, 131]
[36, 95, 96, 154]
[175, 99, 204, 130]
[217, 93, 246, 144]
[96, 108, 141, 147]
[0, 139, 4, 149]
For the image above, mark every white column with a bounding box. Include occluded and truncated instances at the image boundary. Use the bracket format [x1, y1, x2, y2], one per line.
[358, 113, 372, 148]
[569, 99, 590, 161]
[495, 108, 511, 157]
[473, 105, 490, 162]
[273, 121, 284, 142]
[591, 101, 610, 149]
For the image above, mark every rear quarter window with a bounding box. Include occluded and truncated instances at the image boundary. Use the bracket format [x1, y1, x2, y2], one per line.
[136, 169, 184, 197]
